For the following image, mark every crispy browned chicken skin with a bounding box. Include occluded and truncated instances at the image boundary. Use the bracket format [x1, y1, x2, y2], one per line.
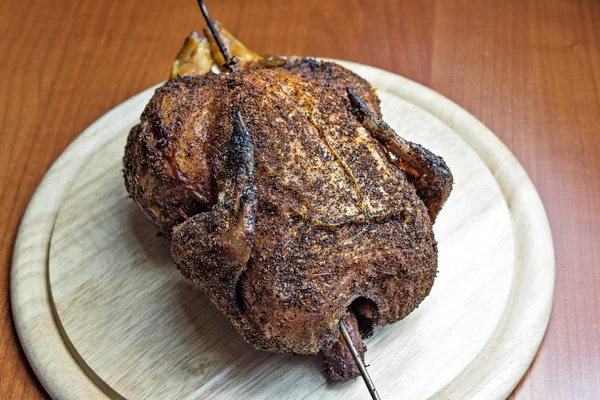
[124, 29, 452, 381]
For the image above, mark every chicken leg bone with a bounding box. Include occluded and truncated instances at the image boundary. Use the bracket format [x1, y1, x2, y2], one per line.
[171, 111, 257, 315]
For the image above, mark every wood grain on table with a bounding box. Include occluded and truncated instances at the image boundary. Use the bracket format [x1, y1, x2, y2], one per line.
[0, 0, 598, 399]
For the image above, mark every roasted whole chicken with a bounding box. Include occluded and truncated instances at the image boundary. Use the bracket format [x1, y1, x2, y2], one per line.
[123, 22, 453, 381]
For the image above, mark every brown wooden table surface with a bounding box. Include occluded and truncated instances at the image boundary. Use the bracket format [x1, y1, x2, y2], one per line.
[1, 0, 598, 398]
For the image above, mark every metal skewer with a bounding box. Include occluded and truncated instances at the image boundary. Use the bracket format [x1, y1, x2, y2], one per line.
[196, 0, 238, 70]
[197, 1, 377, 397]
[339, 319, 382, 400]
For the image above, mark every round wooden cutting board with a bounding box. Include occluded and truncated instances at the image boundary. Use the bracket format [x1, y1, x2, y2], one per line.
[11, 61, 554, 400]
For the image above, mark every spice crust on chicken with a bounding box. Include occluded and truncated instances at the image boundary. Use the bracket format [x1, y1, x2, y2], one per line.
[123, 24, 453, 381]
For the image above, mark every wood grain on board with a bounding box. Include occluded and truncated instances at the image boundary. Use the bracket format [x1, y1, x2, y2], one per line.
[0, 0, 598, 399]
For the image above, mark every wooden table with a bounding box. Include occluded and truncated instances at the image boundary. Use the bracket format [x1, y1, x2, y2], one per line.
[1, 0, 598, 398]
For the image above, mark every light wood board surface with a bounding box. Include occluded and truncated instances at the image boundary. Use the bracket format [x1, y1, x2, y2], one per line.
[11, 61, 554, 399]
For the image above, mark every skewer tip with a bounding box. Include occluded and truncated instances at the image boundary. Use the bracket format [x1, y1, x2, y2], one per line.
[196, 0, 238, 71]
[339, 319, 382, 400]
